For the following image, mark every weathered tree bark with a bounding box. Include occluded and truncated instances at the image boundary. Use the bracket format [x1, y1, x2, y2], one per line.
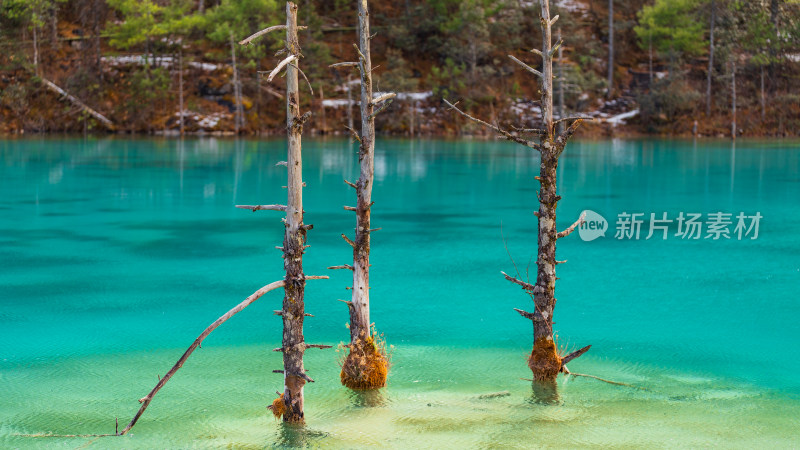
[607, 0, 613, 98]
[707, 0, 715, 117]
[445, 0, 590, 387]
[329, 0, 395, 390]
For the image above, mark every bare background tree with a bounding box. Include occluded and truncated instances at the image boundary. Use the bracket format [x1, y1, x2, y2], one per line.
[707, 0, 716, 117]
[329, 0, 395, 390]
[607, 0, 614, 98]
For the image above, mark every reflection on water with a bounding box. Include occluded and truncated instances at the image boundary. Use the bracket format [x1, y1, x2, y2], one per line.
[1, 137, 800, 447]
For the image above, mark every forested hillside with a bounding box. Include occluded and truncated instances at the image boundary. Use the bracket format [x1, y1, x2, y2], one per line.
[1, 0, 798, 137]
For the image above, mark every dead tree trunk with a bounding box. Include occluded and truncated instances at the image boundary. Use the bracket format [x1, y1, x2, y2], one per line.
[239, 1, 327, 423]
[329, 0, 395, 390]
[707, 0, 715, 117]
[445, 0, 590, 387]
[607, 0, 613, 98]
[279, 2, 310, 423]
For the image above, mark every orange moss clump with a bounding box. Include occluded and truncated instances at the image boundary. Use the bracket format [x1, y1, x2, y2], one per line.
[528, 337, 562, 381]
[340, 334, 389, 390]
[269, 393, 286, 418]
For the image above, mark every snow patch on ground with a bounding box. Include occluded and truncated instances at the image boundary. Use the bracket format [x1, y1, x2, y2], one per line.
[605, 109, 639, 125]
[173, 110, 230, 130]
[322, 91, 432, 108]
[102, 55, 221, 71]
[519, 0, 587, 14]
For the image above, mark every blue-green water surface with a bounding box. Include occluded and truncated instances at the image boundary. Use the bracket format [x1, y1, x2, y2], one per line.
[1, 137, 799, 448]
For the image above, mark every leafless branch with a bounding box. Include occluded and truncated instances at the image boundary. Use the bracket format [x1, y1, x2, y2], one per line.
[501, 271, 538, 293]
[443, 99, 540, 150]
[372, 92, 396, 105]
[266, 55, 297, 83]
[236, 204, 287, 212]
[290, 62, 314, 96]
[240, 25, 308, 46]
[560, 345, 591, 366]
[556, 211, 586, 239]
[508, 55, 543, 78]
[330, 62, 359, 69]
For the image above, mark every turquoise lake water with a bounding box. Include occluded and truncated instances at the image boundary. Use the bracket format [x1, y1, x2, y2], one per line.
[1, 137, 799, 448]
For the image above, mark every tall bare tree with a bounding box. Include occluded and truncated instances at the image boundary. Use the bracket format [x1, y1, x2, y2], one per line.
[329, 0, 395, 390]
[445, 0, 590, 390]
[607, 0, 614, 97]
[707, 0, 716, 116]
[239, 1, 330, 422]
[730, 60, 736, 139]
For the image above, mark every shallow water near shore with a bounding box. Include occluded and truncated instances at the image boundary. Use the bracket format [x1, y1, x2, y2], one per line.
[1, 137, 799, 448]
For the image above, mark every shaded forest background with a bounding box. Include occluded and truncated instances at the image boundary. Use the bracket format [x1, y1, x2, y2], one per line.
[1, 0, 798, 137]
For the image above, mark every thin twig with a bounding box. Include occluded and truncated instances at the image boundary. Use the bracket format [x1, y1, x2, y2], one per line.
[240, 25, 308, 46]
[443, 99, 541, 150]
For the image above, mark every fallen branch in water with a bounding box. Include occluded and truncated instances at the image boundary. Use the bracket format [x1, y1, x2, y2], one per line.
[19, 276, 329, 439]
[563, 371, 646, 390]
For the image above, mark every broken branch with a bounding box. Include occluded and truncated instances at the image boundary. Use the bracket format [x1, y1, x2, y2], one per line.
[501, 271, 537, 293]
[556, 211, 586, 239]
[341, 234, 355, 247]
[443, 99, 540, 150]
[236, 204, 287, 212]
[266, 55, 297, 83]
[508, 55, 543, 79]
[239, 25, 307, 46]
[560, 345, 591, 366]
[118, 279, 292, 435]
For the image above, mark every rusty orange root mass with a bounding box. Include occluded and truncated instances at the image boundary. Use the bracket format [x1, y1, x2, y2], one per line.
[528, 337, 562, 381]
[269, 393, 286, 418]
[340, 335, 389, 390]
